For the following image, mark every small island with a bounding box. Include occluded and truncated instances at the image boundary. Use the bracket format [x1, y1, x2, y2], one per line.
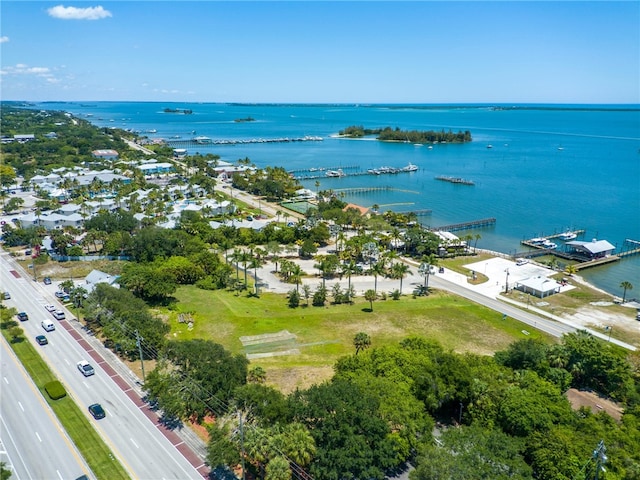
[339, 125, 472, 143]
[163, 108, 193, 114]
[234, 116, 255, 123]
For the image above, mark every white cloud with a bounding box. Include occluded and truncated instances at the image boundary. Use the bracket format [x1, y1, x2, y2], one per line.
[0, 36, 9, 43]
[1, 64, 58, 83]
[47, 5, 112, 20]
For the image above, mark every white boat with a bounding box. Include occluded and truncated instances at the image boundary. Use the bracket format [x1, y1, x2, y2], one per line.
[326, 169, 344, 177]
[542, 240, 557, 249]
[193, 136, 212, 144]
[559, 231, 577, 241]
[529, 237, 546, 244]
[402, 163, 418, 172]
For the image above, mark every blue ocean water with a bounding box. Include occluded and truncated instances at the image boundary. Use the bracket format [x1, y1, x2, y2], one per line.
[37, 102, 640, 297]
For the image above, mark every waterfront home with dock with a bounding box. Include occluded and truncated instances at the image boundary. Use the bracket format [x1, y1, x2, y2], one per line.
[566, 239, 616, 260]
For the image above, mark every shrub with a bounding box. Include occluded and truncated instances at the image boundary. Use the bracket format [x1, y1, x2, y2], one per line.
[44, 380, 67, 400]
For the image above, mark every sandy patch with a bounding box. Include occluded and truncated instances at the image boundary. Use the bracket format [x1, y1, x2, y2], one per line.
[564, 306, 640, 331]
[565, 388, 623, 421]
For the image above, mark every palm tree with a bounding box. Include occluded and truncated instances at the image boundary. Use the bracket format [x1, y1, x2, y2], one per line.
[301, 284, 312, 306]
[353, 332, 371, 354]
[231, 248, 243, 284]
[391, 262, 411, 294]
[364, 289, 377, 311]
[474, 233, 482, 252]
[418, 254, 438, 291]
[289, 264, 303, 292]
[371, 261, 387, 294]
[620, 281, 633, 303]
[281, 422, 316, 468]
[564, 264, 578, 277]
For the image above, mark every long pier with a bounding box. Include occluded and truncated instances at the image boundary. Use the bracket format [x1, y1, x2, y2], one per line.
[332, 186, 420, 195]
[431, 218, 496, 232]
[289, 165, 359, 174]
[165, 135, 323, 147]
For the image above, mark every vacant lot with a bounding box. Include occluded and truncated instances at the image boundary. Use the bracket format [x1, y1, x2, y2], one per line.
[158, 286, 552, 393]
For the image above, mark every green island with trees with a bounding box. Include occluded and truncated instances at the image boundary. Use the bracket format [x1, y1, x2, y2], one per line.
[339, 125, 472, 143]
[1, 104, 639, 480]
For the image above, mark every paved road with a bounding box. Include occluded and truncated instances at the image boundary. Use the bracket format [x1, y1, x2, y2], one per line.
[0, 336, 92, 480]
[1, 254, 208, 479]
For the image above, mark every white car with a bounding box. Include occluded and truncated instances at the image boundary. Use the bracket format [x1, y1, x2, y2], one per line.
[44, 304, 56, 312]
[76, 360, 95, 377]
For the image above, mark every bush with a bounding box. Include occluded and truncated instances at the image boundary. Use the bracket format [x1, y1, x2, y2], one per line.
[44, 380, 67, 400]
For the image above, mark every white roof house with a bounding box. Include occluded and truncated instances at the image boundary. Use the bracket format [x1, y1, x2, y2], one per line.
[566, 239, 616, 258]
[85, 269, 119, 292]
[515, 276, 561, 298]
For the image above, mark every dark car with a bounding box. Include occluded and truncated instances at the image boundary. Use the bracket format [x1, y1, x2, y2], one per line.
[17, 312, 29, 321]
[43, 277, 52, 285]
[35, 335, 48, 345]
[88, 403, 106, 419]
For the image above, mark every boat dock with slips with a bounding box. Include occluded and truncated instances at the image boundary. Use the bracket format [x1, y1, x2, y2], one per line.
[517, 237, 640, 270]
[430, 218, 496, 232]
[435, 175, 475, 186]
[292, 163, 420, 180]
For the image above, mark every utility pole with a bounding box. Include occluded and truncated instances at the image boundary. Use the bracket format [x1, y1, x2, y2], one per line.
[504, 268, 510, 294]
[238, 410, 246, 480]
[135, 330, 146, 383]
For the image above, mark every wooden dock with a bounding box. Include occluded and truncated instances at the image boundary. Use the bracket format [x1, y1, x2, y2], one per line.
[618, 239, 640, 258]
[431, 218, 496, 232]
[573, 256, 620, 270]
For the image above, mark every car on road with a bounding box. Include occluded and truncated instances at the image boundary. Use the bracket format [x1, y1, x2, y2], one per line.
[44, 304, 56, 312]
[35, 335, 48, 345]
[41, 319, 55, 332]
[52, 310, 66, 320]
[17, 312, 29, 321]
[43, 276, 52, 285]
[3, 291, 10, 299]
[516, 258, 529, 266]
[77, 360, 95, 377]
[55, 290, 67, 299]
[88, 403, 105, 419]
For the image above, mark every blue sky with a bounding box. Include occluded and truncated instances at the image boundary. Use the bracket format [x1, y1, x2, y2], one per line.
[1, 1, 639, 103]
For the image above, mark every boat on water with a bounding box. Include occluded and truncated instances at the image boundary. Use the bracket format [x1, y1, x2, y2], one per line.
[145, 129, 157, 133]
[402, 163, 418, 172]
[193, 135, 212, 144]
[326, 169, 345, 177]
[529, 237, 546, 245]
[559, 231, 577, 241]
[542, 240, 558, 249]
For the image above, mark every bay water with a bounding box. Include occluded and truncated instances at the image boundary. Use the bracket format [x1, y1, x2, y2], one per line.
[36, 102, 640, 297]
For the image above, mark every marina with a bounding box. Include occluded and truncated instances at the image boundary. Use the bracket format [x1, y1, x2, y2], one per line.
[293, 163, 420, 180]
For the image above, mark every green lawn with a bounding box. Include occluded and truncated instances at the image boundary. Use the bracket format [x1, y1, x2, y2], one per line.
[1, 331, 130, 480]
[159, 286, 553, 392]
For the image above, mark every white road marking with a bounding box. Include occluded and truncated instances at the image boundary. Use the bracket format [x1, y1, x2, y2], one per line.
[35, 432, 42, 442]
[17, 402, 24, 412]
[3, 377, 8, 384]
[64, 358, 70, 366]
[130, 438, 139, 449]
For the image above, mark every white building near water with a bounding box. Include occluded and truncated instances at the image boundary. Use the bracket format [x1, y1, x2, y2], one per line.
[514, 276, 562, 298]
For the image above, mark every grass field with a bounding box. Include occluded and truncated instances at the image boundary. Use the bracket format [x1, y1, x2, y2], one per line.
[158, 285, 553, 393]
[1, 330, 130, 480]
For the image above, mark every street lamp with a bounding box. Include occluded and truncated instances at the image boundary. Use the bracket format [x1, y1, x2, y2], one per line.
[504, 268, 510, 294]
[605, 326, 613, 342]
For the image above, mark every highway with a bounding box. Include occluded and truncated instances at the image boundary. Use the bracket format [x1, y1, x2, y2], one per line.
[1, 254, 206, 479]
[0, 336, 92, 480]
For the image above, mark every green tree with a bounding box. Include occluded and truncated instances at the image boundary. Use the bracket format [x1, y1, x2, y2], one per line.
[411, 424, 533, 480]
[620, 281, 633, 303]
[3, 196, 24, 214]
[391, 262, 411, 294]
[0, 461, 12, 480]
[364, 289, 377, 311]
[266, 455, 291, 480]
[354, 332, 371, 355]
